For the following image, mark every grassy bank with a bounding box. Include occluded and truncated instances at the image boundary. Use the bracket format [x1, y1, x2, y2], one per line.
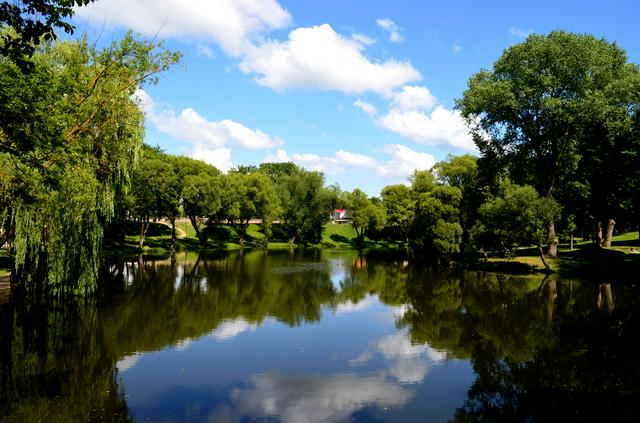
[103, 220, 401, 258]
[463, 232, 640, 280]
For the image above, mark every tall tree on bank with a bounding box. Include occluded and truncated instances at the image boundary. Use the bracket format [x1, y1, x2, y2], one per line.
[408, 170, 463, 262]
[457, 31, 640, 256]
[473, 182, 561, 269]
[260, 162, 336, 245]
[174, 157, 221, 247]
[342, 189, 386, 246]
[0, 34, 179, 293]
[127, 151, 180, 249]
[433, 154, 480, 251]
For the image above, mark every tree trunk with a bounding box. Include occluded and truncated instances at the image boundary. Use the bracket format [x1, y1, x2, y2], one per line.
[188, 215, 201, 242]
[537, 245, 551, 270]
[138, 217, 149, 249]
[170, 216, 177, 251]
[546, 222, 558, 257]
[603, 218, 615, 248]
[570, 232, 574, 250]
[597, 221, 603, 246]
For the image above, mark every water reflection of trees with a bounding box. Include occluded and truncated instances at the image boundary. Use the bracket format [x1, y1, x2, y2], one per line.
[395, 269, 640, 422]
[1, 250, 638, 421]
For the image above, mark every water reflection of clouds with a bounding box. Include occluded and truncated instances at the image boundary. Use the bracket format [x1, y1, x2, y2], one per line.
[116, 353, 143, 373]
[210, 318, 260, 341]
[346, 331, 447, 384]
[212, 372, 414, 423]
[334, 295, 377, 314]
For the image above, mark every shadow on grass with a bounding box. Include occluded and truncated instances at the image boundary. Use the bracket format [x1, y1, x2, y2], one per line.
[330, 234, 354, 245]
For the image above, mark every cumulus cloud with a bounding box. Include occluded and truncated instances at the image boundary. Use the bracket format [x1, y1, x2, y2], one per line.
[263, 148, 377, 175]
[379, 106, 476, 151]
[353, 99, 378, 116]
[377, 144, 436, 178]
[509, 26, 533, 38]
[391, 85, 437, 111]
[240, 24, 420, 94]
[75, 0, 291, 56]
[264, 144, 434, 182]
[376, 18, 404, 43]
[134, 89, 283, 171]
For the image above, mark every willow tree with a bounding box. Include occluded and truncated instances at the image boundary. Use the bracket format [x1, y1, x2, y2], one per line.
[457, 31, 640, 256]
[0, 34, 180, 294]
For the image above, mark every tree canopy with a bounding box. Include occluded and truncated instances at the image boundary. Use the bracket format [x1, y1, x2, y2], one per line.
[0, 33, 179, 293]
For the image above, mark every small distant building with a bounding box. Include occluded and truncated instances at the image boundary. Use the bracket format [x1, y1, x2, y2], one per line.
[332, 209, 349, 223]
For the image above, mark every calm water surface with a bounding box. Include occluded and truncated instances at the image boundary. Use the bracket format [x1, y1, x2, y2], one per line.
[1, 250, 638, 422]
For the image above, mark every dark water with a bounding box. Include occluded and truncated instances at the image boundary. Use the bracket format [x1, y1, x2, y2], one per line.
[1, 250, 639, 422]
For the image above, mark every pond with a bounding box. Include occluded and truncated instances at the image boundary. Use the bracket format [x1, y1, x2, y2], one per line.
[1, 250, 638, 422]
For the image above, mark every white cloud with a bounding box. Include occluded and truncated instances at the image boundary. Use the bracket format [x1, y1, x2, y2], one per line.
[335, 150, 378, 168]
[196, 44, 215, 58]
[376, 18, 404, 43]
[192, 146, 234, 171]
[134, 90, 283, 171]
[453, 43, 462, 54]
[240, 24, 420, 94]
[377, 144, 436, 178]
[75, 0, 291, 56]
[353, 99, 378, 116]
[263, 149, 377, 175]
[509, 26, 533, 38]
[391, 85, 437, 111]
[351, 33, 376, 46]
[379, 106, 476, 151]
[264, 144, 434, 182]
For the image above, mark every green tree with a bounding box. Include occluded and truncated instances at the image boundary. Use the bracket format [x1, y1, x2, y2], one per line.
[342, 189, 386, 245]
[222, 171, 280, 246]
[127, 153, 180, 248]
[0, 34, 179, 293]
[457, 31, 640, 256]
[408, 170, 463, 261]
[260, 162, 335, 244]
[473, 182, 561, 269]
[434, 154, 480, 250]
[1, 0, 95, 69]
[380, 184, 414, 244]
[176, 158, 222, 247]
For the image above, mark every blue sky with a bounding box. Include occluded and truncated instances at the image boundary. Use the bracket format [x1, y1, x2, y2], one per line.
[71, 0, 640, 195]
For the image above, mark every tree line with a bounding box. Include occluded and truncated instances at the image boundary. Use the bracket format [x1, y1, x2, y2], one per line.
[1, 8, 639, 294]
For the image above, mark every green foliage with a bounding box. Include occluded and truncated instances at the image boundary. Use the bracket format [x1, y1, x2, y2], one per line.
[457, 30, 640, 238]
[342, 188, 386, 245]
[473, 182, 561, 250]
[409, 181, 463, 258]
[0, 0, 96, 69]
[222, 171, 280, 245]
[261, 162, 337, 244]
[380, 184, 414, 243]
[0, 34, 179, 294]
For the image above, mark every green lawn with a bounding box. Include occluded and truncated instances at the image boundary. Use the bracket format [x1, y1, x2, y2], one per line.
[473, 231, 640, 278]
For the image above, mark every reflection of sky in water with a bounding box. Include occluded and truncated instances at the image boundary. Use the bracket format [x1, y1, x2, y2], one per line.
[118, 291, 473, 422]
